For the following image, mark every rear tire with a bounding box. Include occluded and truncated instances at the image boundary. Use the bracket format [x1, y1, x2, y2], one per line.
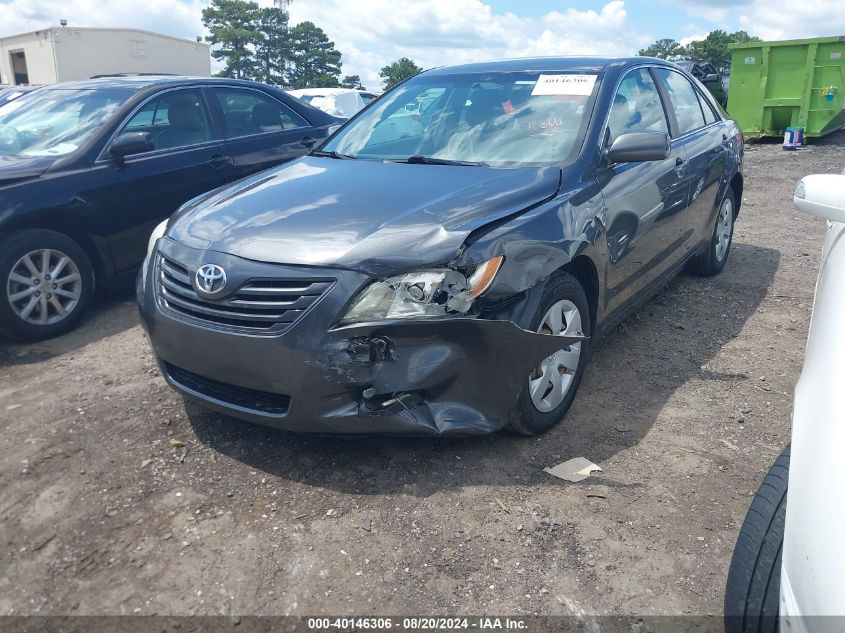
[724, 445, 789, 633]
[690, 189, 735, 277]
[508, 272, 590, 436]
[0, 230, 95, 342]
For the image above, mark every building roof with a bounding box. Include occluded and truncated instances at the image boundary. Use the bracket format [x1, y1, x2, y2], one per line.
[0, 26, 209, 48]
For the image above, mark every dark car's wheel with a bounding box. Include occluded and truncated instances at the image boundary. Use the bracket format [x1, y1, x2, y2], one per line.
[508, 272, 590, 436]
[725, 445, 790, 633]
[0, 230, 95, 341]
[690, 189, 736, 277]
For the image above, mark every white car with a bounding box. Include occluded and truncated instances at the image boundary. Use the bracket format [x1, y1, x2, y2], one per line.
[287, 88, 379, 118]
[725, 172, 845, 632]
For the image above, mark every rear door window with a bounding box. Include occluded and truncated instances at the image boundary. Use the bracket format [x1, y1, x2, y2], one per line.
[211, 88, 309, 138]
[654, 68, 707, 136]
[608, 68, 669, 142]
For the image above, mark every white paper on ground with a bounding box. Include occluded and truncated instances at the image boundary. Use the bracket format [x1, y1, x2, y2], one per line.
[531, 74, 597, 97]
[543, 457, 603, 483]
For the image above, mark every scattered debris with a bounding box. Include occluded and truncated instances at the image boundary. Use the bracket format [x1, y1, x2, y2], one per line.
[544, 458, 603, 483]
[720, 439, 740, 451]
[140, 459, 153, 468]
[6, 404, 22, 411]
[359, 518, 372, 532]
[169, 439, 186, 448]
[495, 498, 510, 513]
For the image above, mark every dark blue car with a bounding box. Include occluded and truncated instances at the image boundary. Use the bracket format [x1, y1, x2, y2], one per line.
[0, 76, 339, 340]
[138, 56, 744, 436]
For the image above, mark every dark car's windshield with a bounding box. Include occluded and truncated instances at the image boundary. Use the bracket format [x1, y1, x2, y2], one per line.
[322, 71, 601, 167]
[0, 87, 133, 158]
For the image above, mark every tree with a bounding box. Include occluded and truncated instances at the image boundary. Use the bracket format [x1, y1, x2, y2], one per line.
[340, 75, 366, 90]
[254, 5, 291, 86]
[638, 38, 683, 60]
[682, 30, 760, 68]
[378, 57, 422, 89]
[287, 21, 342, 88]
[202, 0, 262, 80]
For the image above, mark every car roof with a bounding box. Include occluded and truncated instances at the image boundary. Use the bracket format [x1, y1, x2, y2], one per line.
[423, 56, 627, 76]
[288, 88, 367, 97]
[37, 76, 285, 92]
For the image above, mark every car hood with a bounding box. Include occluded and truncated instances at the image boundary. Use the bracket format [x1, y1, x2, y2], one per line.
[0, 154, 54, 185]
[168, 156, 561, 275]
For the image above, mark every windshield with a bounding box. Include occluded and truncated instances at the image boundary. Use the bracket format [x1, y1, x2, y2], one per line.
[322, 71, 600, 166]
[0, 87, 133, 158]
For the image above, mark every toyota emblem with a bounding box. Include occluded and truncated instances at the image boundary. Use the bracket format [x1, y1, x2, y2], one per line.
[195, 264, 227, 294]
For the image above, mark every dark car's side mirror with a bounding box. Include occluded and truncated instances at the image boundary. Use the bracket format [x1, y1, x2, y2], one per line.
[702, 73, 719, 84]
[109, 132, 154, 160]
[605, 132, 670, 164]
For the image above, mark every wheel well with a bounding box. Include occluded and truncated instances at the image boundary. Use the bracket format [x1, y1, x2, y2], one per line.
[730, 173, 743, 215]
[561, 255, 598, 336]
[1, 218, 107, 284]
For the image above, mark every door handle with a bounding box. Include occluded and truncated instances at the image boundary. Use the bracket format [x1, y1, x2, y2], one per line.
[208, 154, 232, 169]
[300, 136, 317, 148]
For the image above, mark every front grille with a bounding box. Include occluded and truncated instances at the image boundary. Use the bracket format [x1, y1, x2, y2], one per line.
[156, 255, 333, 333]
[165, 362, 290, 415]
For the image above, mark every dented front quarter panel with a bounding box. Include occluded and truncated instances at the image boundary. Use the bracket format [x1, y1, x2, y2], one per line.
[455, 159, 607, 329]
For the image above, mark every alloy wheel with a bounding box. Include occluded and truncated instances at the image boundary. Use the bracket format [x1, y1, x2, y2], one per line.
[6, 249, 83, 326]
[715, 197, 733, 263]
[527, 299, 584, 413]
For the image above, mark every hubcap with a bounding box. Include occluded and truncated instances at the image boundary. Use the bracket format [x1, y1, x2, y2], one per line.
[527, 299, 583, 413]
[6, 249, 82, 326]
[715, 197, 733, 263]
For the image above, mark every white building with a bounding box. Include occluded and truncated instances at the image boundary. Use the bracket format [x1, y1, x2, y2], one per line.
[0, 27, 211, 86]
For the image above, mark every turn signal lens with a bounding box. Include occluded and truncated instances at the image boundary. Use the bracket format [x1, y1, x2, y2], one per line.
[467, 256, 504, 299]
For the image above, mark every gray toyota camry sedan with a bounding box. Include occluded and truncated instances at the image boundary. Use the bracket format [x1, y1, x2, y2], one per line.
[137, 56, 744, 436]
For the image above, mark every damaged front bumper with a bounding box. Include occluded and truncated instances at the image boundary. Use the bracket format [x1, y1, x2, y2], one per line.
[137, 246, 583, 436]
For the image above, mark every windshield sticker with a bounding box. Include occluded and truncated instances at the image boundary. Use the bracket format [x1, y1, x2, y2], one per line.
[531, 74, 597, 96]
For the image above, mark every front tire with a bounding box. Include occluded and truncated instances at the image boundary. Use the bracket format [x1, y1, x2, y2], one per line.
[0, 230, 95, 341]
[508, 272, 590, 436]
[724, 445, 789, 633]
[690, 189, 735, 277]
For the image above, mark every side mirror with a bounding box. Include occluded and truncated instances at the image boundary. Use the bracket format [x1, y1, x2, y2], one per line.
[109, 132, 154, 159]
[703, 73, 719, 84]
[605, 131, 670, 164]
[794, 174, 845, 223]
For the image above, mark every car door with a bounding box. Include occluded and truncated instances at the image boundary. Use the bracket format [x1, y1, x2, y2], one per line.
[207, 86, 319, 180]
[653, 68, 728, 253]
[598, 66, 691, 317]
[80, 86, 234, 274]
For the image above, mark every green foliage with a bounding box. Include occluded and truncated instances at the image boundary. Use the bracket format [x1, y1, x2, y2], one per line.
[202, 0, 262, 80]
[638, 38, 683, 60]
[340, 75, 366, 90]
[255, 5, 290, 86]
[638, 30, 761, 68]
[287, 21, 343, 89]
[684, 30, 760, 68]
[378, 57, 422, 89]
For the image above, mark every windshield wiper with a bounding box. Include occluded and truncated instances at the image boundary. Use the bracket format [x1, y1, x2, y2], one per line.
[311, 149, 355, 159]
[388, 155, 487, 167]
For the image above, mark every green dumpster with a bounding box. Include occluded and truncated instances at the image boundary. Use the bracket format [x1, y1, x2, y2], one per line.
[728, 36, 845, 139]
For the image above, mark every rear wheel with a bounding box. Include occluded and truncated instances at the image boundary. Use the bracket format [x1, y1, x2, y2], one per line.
[690, 189, 735, 276]
[0, 230, 95, 341]
[724, 445, 789, 633]
[508, 272, 590, 436]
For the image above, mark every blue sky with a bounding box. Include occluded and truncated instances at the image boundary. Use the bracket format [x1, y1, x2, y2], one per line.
[1, 0, 841, 88]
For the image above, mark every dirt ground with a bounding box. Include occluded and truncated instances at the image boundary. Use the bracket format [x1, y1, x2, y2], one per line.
[1, 133, 843, 618]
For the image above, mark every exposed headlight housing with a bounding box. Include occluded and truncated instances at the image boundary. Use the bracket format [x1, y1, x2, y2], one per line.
[339, 256, 503, 325]
[146, 219, 168, 260]
[794, 180, 806, 200]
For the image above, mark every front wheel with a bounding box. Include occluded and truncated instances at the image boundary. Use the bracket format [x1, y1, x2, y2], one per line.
[689, 189, 735, 277]
[0, 230, 95, 341]
[724, 445, 789, 633]
[508, 272, 590, 436]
